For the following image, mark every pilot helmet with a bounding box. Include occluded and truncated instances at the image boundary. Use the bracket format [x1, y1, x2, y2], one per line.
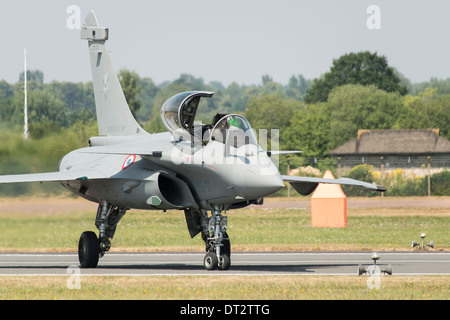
[229, 117, 242, 128]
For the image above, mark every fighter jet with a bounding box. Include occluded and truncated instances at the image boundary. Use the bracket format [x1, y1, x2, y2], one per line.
[0, 12, 385, 270]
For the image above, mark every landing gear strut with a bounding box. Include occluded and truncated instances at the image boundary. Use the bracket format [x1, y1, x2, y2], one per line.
[202, 205, 231, 271]
[78, 201, 127, 268]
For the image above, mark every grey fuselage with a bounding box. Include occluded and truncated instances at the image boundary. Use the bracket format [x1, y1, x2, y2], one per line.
[58, 132, 284, 211]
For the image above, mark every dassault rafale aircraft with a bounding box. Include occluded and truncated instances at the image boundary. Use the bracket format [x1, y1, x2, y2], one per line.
[0, 11, 385, 270]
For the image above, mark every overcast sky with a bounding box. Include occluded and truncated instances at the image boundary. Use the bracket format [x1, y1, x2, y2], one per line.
[1, 0, 449, 86]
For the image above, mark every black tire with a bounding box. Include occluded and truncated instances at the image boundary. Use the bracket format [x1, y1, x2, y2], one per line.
[222, 232, 231, 257]
[219, 254, 231, 270]
[203, 251, 218, 270]
[358, 264, 366, 276]
[78, 231, 99, 268]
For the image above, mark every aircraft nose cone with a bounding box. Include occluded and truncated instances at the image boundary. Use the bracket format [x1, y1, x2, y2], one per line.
[237, 170, 284, 198]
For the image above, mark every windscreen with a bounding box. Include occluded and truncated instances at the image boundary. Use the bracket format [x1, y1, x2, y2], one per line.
[209, 115, 258, 148]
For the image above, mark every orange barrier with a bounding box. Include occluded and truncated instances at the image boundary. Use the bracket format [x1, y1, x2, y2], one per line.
[311, 170, 347, 227]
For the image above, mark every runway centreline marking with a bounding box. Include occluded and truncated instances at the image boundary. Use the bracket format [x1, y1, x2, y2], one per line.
[1, 273, 449, 277]
[1, 252, 449, 263]
[1, 252, 449, 259]
[0, 260, 351, 265]
[1, 252, 448, 277]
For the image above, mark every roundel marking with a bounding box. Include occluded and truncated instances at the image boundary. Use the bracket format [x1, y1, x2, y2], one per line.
[122, 155, 136, 170]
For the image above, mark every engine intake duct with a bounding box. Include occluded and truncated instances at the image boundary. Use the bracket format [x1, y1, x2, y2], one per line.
[145, 172, 195, 210]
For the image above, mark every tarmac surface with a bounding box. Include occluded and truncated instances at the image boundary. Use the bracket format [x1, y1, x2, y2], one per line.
[253, 197, 450, 209]
[0, 251, 449, 276]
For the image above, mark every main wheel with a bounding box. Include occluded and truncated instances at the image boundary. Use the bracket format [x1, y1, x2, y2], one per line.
[203, 252, 219, 270]
[78, 231, 99, 268]
[222, 232, 230, 256]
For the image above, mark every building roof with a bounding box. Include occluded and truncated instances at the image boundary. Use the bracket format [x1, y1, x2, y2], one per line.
[328, 129, 450, 156]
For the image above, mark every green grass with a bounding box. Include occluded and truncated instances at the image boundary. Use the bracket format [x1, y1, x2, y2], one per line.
[0, 207, 448, 252]
[0, 276, 448, 300]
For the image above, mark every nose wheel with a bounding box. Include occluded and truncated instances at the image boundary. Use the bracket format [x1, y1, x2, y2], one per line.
[203, 234, 231, 270]
[203, 251, 219, 270]
[202, 205, 231, 271]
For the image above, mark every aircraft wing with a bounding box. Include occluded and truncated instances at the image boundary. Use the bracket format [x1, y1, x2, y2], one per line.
[282, 175, 386, 196]
[0, 170, 106, 184]
[79, 147, 162, 157]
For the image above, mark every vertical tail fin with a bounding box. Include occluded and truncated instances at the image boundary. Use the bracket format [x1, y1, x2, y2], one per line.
[81, 11, 147, 136]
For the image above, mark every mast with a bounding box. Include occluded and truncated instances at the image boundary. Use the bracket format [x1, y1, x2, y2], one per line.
[23, 48, 29, 140]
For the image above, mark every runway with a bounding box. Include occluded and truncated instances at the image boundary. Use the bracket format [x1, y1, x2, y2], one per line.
[0, 251, 449, 276]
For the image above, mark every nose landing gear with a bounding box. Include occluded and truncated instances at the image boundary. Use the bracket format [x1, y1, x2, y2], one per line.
[202, 205, 231, 271]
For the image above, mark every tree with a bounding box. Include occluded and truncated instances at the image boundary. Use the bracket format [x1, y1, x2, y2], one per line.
[214, 82, 248, 114]
[411, 77, 450, 95]
[327, 84, 405, 148]
[173, 73, 205, 90]
[261, 74, 273, 86]
[48, 81, 95, 124]
[304, 52, 407, 103]
[245, 94, 302, 150]
[19, 70, 44, 83]
[396, 89, 450, 140]
[118, 69, 142, 116]
[282, 102, 330, 157]
[136, 77, 159, 121]
[245, 94, 301, 130]
[0, 81, 16, 124]
[286, 74, 311, 100]
[30, 90, 64, 123]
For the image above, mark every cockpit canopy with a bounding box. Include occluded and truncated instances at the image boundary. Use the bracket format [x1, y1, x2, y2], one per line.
[160, 91, 214, 138]
[209, 114, 258, 148]
[160, 91, 258, 148]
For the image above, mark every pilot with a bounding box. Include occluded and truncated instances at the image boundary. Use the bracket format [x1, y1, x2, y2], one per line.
[212, 113, 228, 126]
[202, 113, 229, 143]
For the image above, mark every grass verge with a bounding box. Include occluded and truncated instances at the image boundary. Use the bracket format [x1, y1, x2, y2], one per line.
[0, 275, 448, 300]
[0, 206, 448, 252]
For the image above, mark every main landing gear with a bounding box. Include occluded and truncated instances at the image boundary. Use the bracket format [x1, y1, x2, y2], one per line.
[78, 201, 126, 268]
[78, 201, 231, 271]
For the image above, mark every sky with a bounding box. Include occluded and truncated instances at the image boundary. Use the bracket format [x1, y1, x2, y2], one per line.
[1, 0, 450, 86]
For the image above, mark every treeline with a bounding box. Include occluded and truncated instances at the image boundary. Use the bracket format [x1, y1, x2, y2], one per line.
[1, 51, 450, 196]
[2, 52, 450, 148]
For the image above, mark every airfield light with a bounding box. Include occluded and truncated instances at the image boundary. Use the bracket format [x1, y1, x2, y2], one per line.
[371, 252, 380, 264]
[411, 233, 434, 250]
[358, 252, 392, 276]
